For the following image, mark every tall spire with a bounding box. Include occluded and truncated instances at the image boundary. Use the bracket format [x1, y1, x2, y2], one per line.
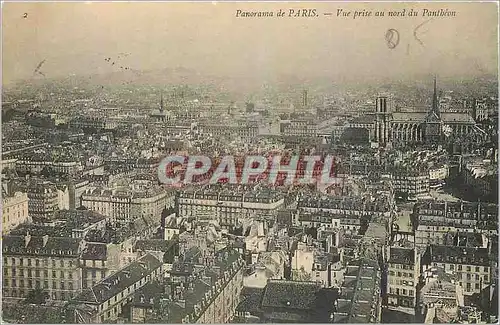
[160, 92, 164, 112]
[432, 75, 439, 116]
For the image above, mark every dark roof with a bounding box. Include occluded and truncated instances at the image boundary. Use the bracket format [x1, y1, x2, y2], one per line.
[74, 253, 162, 304]
[261, 280, 320, 310]
[426, 245, 490, 266]
[134, 239, 177, 252]
[132, 280, 165, 307]
[2, 235, 81, 257]
[81, 243, 107, 260]
[388, 247, 414, 265]
[236, 287, 264, 313]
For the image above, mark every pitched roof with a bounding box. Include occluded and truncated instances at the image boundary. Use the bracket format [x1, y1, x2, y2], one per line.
[2, 235, 81, 257]
[74, 253, 162, 305]
[441, 112, 475, 124]
[426, 245, 489, 266]
[261, 280, 320, 310]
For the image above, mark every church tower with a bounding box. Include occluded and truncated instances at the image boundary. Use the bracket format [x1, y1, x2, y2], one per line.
[160, 92, 164, 113]
[424, 76, 443, 145]
[375, 96, 390, 145]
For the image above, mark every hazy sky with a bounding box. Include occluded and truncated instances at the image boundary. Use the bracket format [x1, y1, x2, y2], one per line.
[2, 2, 498, 84]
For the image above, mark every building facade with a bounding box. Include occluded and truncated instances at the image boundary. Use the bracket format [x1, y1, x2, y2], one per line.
[2, 191, 29, 234]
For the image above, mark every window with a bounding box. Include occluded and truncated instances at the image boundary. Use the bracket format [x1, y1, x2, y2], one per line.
[92, 270, 96, 279]
[19, 258, 23, 266]
[60, 271, 64, 279]
[12, 279, 17, 287]
[52, 282, 56, 289]
[69, 272, 73, 279]
[28, 280, 32, 288]
[68, 282, 73, 290]
[28, 259, 32, 266]
[61, 282, 65, 290]
[458, 265, 462, 271]
[35, 259, 40, 267]
[60, 260, 64, 268]
[28, 269, 32, 277]
[475, 266, 480, 272]
[12, 268, 16, 276]
[44, 270, 48, 277]
[475, 283, 480, 290]
[475, 274, 480, 280]
[466, 283, 471, 292]
[52, 271, 56, 278]
[52, 260, 56, 267]
[44, 281, 48, 289]
[35, 270, 40, 277]
[484, 267, 488, 272]
[484, 275, 489, 282]
[11, 258, 16, 265]
[466, 266, 471, 272]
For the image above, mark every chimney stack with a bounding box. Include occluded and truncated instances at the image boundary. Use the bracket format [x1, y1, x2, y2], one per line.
[42, 234, 49, 248]
[24, 232, 32, 248]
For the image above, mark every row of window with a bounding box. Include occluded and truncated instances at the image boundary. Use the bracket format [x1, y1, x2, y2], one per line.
[3, 278, 78, 290]
[389, 287, 415, 296]
[4, 268, 76, 279]
[390, 264, 414, 270]
[3, 289, 74, 301]
[389, 279, 414, 286]
[3, 257, 74, 268]
[389, 271, 414, 279]
[434, 263, 489, 273]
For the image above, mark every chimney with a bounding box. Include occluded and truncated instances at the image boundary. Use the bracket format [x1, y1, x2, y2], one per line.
[25, 232, 32, 248]
[42, 235, 49, 248]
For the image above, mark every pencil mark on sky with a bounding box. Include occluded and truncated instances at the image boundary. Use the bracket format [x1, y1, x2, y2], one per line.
[413, 18, 434, 47]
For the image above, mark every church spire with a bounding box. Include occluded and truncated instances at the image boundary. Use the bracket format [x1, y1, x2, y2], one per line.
[432, 76, 439, 116]
[160, 92, 164, 112]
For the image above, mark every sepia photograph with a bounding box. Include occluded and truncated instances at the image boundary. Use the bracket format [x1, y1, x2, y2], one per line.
[1, 1, 499, 323]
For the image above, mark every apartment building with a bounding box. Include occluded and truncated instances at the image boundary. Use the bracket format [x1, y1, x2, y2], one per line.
[298, 195, 391, 217]
[2, 233, 84, 301]
[132, 247, 245, 323]
[81, 184, 175, 224]
[67, 254, 163, 323]
[280, 118, 318, 137]
[422, 245, 491, 296]
[2, 191, 29, 234]
[386, 247, 420, 308]
[295, 209, 362, 234]
[178, 186, 284, 228]
[23, 181, 59, 221]
[391, 168, 430, 197]
[414, 200, 498, 247]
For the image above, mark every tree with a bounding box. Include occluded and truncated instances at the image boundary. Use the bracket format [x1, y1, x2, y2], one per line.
[24, 288, 49, 305]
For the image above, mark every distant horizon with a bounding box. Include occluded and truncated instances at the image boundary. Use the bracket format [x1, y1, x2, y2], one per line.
[3, 2, 498, 86]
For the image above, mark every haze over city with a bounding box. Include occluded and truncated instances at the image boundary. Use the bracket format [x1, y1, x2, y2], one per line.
[3, 2, 498, 87]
